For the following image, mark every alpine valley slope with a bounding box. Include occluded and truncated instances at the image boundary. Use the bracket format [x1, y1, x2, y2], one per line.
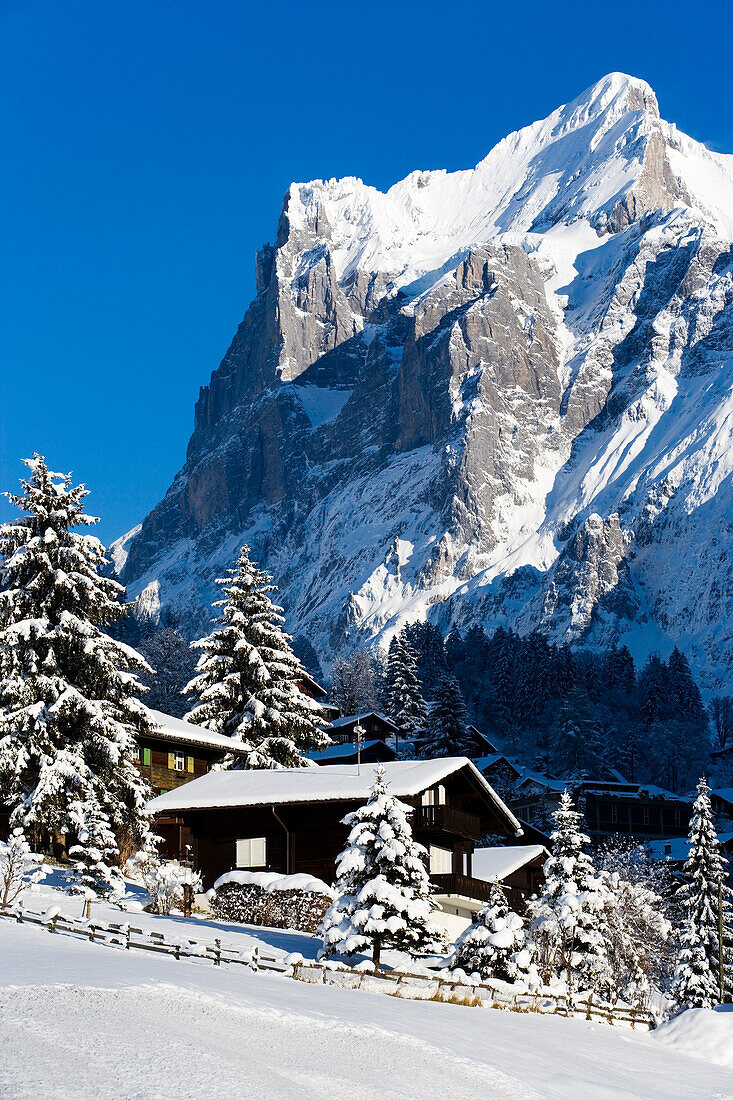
[119, 73, 733, 687]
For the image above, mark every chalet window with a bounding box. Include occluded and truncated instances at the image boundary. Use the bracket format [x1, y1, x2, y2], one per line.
[429, 845, 452, 874]
[236, 837, 267, 868]
[142, 747, 151, 767]
[610, 804, 618, 823]
[421, 785, 446, 808]
[642, 807, 650, 826]
[132, 743, 140, 762]
[173, 751, 185, 772]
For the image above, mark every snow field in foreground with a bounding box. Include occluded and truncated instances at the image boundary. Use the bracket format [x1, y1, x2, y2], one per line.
[1, 921, 732, 1099]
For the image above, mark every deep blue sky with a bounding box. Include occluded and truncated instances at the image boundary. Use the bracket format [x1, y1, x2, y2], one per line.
[2, 0, 732, 545]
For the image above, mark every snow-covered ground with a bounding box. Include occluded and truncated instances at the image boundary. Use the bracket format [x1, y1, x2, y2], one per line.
[1, 877, 732, 1099]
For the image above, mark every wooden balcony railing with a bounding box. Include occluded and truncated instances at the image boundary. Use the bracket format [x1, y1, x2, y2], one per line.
[430, 873, 494, 905]
[414, 804, 483, 840]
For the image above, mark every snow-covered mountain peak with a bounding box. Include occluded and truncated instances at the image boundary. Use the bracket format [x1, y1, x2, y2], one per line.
[279, 72, 728, 310]
[122, 75, 733, 689]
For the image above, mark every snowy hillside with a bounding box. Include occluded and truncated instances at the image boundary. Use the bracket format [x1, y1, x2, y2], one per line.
[2, 899, 732, 1098]
[119, 73, 733, 686]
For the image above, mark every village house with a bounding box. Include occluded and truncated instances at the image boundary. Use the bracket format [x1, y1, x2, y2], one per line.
[146, 757, 524, 934]
[135, 709, 250, 857]
[471, 843, 549, 912]
[710, 787, 733, 826]
[308, 740, 397, 766]
[510, 772, 693, 841]
[326, 712, 402, 745]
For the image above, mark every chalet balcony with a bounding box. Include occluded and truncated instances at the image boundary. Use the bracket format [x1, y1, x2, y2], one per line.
[431, 873, 494, 905]
[414, 804, 483, 840]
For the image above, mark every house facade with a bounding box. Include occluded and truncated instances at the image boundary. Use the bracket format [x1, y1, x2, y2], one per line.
[136, 709, 250, 858]
[472, 844, 548, 912]
[510, 773, 692, 842]
[147, 758, 523, 934]
[327, 712, 401, 745]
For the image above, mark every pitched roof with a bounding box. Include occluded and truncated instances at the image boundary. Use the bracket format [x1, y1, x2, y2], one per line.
[473, 753, 520, 775]
[711, 788, 733, 807]
[472, 844, 548, 882]
[146, 756, 522, 833]
[143, 708, 249, 755]
[328, 712, 399, 731]
[307, 740, 396, 762]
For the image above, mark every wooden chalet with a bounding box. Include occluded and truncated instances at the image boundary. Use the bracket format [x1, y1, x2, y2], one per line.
[147, 758, 524, 933]
[510, 772, 692, 842]
[308, 740, 396, 766]
[710, 788, 733, 824]
[136, 709, 250, 858]
[297, 672, 329, 702]
[472, 844, 548, 912]
[327, 712, 401, 745]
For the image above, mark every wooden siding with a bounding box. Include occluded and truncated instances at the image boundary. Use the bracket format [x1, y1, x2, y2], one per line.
[172, 767, 517, 889]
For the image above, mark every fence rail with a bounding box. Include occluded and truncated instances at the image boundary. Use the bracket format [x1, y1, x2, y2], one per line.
[0, 904, 655, 1030]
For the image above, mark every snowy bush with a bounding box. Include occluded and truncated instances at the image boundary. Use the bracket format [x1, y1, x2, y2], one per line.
[145, 861, 202, 915]
[600, 871, 672, 1006]
[0, 828, 46, 909]
[209, 872, 333, 933]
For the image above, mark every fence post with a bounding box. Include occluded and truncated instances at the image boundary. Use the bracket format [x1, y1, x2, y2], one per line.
[214, 938, 221, 966]
[48, 915, 57, 934]
[126, 926, 131, 950]
[585, 994, 592, 1021]
[251, 944, 259, 971]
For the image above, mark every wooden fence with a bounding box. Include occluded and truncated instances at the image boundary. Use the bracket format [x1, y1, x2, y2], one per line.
[0, 904, 655, 1030]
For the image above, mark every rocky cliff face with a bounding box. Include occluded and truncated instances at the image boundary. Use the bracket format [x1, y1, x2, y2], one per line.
[119, 73, 733, 687]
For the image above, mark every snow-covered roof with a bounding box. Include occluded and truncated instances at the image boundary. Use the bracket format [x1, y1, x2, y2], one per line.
[711, 788, 733, 807]
[143, 708, 249, 756]
[472, 845, 548, 883]
[146, 757, 522, 832]
[517, 772, 568, 793]
[308, 740, 394, 761]
[647, 833, 733, 862]
[473, 753, 519, 774]
[328, 712, 398, 731]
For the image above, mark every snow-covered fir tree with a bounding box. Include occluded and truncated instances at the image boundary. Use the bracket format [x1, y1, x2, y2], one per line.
[185, 544, 329, 768]
[0, 828, 46, 909]
[0, 456, 152, 877]
[450, 882, 536, 984]
[386, 634, 427, 736]
[528, 790, 610, 992]
[420, 674, 473, 758]
[672, 777, 732, 1007]
[320, 766, 447, 969]
[66, 797, 125, 898]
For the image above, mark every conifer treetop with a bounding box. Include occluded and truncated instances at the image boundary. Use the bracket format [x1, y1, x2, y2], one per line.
[185, 544, 328, 768]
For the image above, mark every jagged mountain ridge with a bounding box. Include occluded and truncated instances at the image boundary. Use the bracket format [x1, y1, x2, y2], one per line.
[119, 73, 733, 687]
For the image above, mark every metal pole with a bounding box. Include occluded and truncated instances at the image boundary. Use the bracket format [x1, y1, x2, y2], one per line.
[720, 878, 725, 1004]
[354, 723, 365, 775]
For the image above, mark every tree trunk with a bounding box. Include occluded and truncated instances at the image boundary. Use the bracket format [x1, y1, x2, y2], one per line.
[373, 938, 381, 972]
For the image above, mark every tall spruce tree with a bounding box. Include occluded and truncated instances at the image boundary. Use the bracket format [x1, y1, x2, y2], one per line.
[420, 674, 472, 758]
[386, 633, 427, 735]
[320, 766, 447, 969]
[672, 777, 732, 1007]
[185, 545, 329, 768]
[0, 456, 152, 888]
[528, 790, 611, 992]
